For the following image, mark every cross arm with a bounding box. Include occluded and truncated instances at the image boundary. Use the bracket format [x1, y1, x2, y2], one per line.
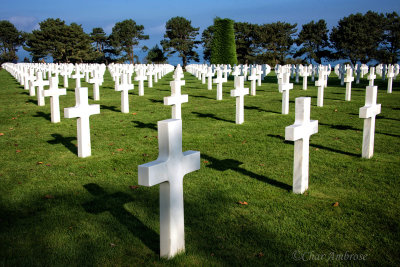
[182, 150, 200, 175]
[138, 160, 168, 186]
[164, 95, 188, 105]
[285, 120, 318, 141]
[359, 104, 381, 119]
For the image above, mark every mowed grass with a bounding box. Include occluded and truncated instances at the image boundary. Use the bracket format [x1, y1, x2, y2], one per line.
[0, 67, 399, 266]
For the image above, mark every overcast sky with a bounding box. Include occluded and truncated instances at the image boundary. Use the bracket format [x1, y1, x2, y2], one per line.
[1, 0, 399, 64]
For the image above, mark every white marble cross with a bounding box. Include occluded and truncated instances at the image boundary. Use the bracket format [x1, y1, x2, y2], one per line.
[134, 69, 147, 96]
[315, 68, 325, 107]
[32, 72, 49, 106]
[116, 74, 134, 113]
[164, 80, 188, 120]
[138, 119, 200, 259]
[368, 67, 376, 86]
[206, 67, 214, 90]
[301, 65, 309, 90]
[213, 69, 226, 100]
[89, 70, 102, 101]
[230, 76, 249, 124]
[387, 64, 394, 94]
[248, 67, 258, 96]
[344, 67, 354, 101]
[278, 72, 293, 114]
[43, 77, 67, 123]
[359, 85, 381, 159]
[64, 87, 100, 158]
[285, 97, 318, 194]
[72, 69, 84, 89]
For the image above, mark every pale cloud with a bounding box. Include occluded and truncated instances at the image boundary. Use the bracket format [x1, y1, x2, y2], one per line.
[147, 24, 165, 34]
[104, 23, 115, 34]
[8, 16, 38, 31]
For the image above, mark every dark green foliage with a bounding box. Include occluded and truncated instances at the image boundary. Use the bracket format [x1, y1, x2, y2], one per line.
[0, 20, 25, 64]
[378, 12, 400, 64]
[234, 22, 258, 64]
[24, 18, 93, 63]
[256, 22, 297, 65]
[210, 18, 237, 65]
[145, 44, 167, 63]
[201, 25, 214, 62]
[161, 16, 200, 67]
[295, 20, 331, 64]
[330, 11, 384, 64]
[109, 19, 149, 64]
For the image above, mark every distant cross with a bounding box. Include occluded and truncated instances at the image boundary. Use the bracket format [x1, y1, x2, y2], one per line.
[60, 70, 70, 87]
[43, 76, 67, 123]
[164, 80, 188, 120]
[147, 67, 154, 88]
[72, 69, 84, 89]
[206, 67, 214, 90]
[248, 67, 258, 96]
[32, 71, 49, 106]
[355, 64, 361, 84]
[387, 64, 394, 94]
[339, 64, 346, 86]
[368, 67, 376, 86]
[295, 65, 301, 83]
[89, 70, 102, 101]
[27, 69, 37, 95]
[138, 119, 200, 259]
[315, 67, 325, 107]
[278, 71, 293, 114]
[344, 66, 354, 101]
[230, 76, 249, 124]
[213, 69, 226, 100]
[301, 65, 309, 90]
[134, 69, 147, 96]
[285, 97, 318, 194]
[116, 74, 134, 113]
[64, 87, 100, 158]
[222, 65, 231, 80]
[359, 85, 381, 159]
[256, 66, 263, 86]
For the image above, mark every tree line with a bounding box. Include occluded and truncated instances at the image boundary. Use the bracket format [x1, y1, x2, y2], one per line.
[0, 10, 399, 67]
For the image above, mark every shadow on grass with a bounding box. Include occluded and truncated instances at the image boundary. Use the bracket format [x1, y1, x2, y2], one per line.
[20, 91, 29, 95]
[33, 111, 51, 122]
[100, 104, 119, 113]
[148, 98, 163, 104]
[132, 120, 157, 131]
[26, 99, 37, 105]
[244, 106, 280, 114]
[47, 133, 77, 155]
[201, 154, 291, 192]
[192, 112, 235, 124]
[320, 122, 400, 138]
[191, 95, 214, 100]
[267, 134, 360, 157]
[82, 183, 159, 255]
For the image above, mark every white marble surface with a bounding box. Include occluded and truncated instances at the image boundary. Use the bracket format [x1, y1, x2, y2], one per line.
[359, 85, 381, 159]
[278, 72, 293, 114]
[116, 74, 134, 113]
[138, 119, 200, 259]
[32, 72, 49, 106]
[285, 97, 318, 194]
[64, 87, 100, 158]
[164, 80, 188, 120]
[43, 77, 66, 123]
[230, 76, 249, 124]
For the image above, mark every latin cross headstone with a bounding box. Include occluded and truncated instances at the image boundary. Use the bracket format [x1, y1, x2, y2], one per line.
[89, 70, 102, 101]
[72, 69, 84, 89]
[135, 69, 147, 96]
[278, 71, 293, 114]
[116, 74, 134, 113]
[344, 66, 354, 101]
[387, 64, 394, 94]
[138, 119, 200, 258]
[64, 87, 100, 158]
[315, 67, 325, 107]
[359, 85, 381, 159]
[43, 77, 67, 123]
[248, 67, 258, 96]
[32, 71, 49, 106]
[230, 76, 249, 124]
[164, 80, 188, 120]
[205, 67, 214, 90]
[213, 68, 226, 100]
[300, 65, 310, 90]
[285, 97, 318, 194]
[368, 67, 376, 86]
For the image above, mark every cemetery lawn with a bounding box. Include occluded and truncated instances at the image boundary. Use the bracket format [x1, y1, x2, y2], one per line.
[1, 68, 399, 266]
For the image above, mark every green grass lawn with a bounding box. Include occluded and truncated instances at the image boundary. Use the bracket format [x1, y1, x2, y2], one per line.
[0, 68, 399, 266]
